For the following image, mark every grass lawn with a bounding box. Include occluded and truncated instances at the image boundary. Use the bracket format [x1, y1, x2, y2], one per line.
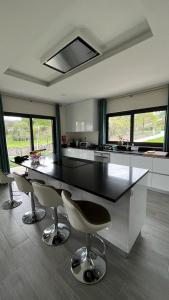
[145, 136, 164, 143]
[6, 136, 52, 148]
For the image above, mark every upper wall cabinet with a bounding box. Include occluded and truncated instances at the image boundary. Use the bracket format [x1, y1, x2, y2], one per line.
[65, 99, 98, 132]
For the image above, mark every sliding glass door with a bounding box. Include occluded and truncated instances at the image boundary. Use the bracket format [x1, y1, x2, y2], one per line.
[32, 118, 53, 154]
[4, 116, 31, 170]
[4, 114, 55, 171]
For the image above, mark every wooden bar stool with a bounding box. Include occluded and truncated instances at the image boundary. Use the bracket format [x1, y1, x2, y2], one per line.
[61, 190, 111, 284]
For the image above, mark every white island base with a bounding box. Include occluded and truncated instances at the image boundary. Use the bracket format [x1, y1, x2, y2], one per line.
[29, 170, 148, 255]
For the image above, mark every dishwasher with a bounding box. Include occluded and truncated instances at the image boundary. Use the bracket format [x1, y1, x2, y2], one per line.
[94, 151, 110, 163]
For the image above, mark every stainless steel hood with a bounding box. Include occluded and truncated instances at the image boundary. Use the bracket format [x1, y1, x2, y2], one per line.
[43, 36, 100, 74]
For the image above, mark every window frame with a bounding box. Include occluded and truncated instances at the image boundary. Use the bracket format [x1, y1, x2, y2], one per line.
[106, 106, 167, 147]
[3, 112, 56, 153]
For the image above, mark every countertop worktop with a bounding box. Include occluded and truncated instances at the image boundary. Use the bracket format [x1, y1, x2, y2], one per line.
[64, 146, 169, 158]
[15, 156, 148, 202]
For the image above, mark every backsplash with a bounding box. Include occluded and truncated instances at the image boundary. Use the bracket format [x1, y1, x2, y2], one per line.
[65, 131, 99, 145]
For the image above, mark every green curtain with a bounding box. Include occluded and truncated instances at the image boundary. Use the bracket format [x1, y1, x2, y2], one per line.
[54, 104, 62, 162]
[164, 85, 169, 152]
[0, 95, 10, 173]
[98, 99, 107, 145]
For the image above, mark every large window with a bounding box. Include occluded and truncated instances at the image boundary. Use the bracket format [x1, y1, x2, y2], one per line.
[108, 115, 131, 142]
[32, 118, 54, 154]
[4, 116, 31, 169]
[134, 110, 166, 144]
[4, 113, 55, 170]
[107, 106, 167, 146]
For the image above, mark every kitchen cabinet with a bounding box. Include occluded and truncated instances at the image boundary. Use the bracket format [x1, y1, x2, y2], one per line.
[151, 173, 169, 192]
[130, 155, 153, 171]
[151, 158, 169, 192]
[81, 149, 94, 161]
[62, 148, 80, 158]
[62, 148, 94, 161]
[110, 153, 130, 166]
[65, 99, 98, 132]
[152, 158, 169, 175]
[130, 156, 153, 188]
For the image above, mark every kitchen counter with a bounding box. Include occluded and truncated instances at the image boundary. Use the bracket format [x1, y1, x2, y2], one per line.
[15, 155, 148, 202]
[65, 146, 169, 158]
[15, 155, 148, 254]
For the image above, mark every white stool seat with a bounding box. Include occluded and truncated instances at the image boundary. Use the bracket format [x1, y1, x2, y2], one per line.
[32, 182, 70, 246]
[13, 173, 45, 224]
[0, 169, 22, 210]
[61, 190, 111, 284]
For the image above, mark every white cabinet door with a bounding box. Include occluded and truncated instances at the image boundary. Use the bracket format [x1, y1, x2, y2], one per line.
[130, 155, 153, 171]
[62, 148, 68, 156]
[151, 173, 169, 192]
[62, 148, 79, 158]
[65, 99, 98, 132]
[62, 148, 94, 161]
[152, 158, 169, 175]
[81, 150, 94, 161]
[110, 153, 130, 166]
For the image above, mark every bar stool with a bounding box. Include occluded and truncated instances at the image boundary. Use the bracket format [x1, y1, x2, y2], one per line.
[13, 173, 46, 224]
[0, 169, 22, 210]
[32, 182, 70, 246]
[61, 190, 111, 284]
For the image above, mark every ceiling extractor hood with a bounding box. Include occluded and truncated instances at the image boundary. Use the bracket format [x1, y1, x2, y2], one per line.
[42, 31, 101, 74]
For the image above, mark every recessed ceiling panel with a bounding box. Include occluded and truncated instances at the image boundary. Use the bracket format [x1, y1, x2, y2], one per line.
[43, 36, 100, 74]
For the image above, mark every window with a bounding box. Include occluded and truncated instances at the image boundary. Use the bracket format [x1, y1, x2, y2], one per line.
[134, 110, 166, 144]
[4, 116, 31, 169]
[32, 118, 54, 154]
[4, 113, 55, 170]
[106, 106, 167, 146]
[108, 115, 131, 142]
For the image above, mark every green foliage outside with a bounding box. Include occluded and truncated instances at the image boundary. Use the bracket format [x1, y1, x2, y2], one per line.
[109, 111, 165, 143]
[145, 136, 164, 143]
[4, 117, 53, 168]
[108, 115, 131, 140]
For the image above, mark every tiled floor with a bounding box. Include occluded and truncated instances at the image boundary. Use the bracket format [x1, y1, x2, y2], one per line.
[0, 185, 169, 300]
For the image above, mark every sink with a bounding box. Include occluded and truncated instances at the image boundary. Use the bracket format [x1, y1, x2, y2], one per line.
[116, 145, 131, 151]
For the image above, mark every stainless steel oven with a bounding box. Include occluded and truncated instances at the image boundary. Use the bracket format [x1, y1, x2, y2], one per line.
[94, 151, 110, 163]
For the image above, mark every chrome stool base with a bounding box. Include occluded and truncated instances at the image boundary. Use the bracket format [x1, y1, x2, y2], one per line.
[42, 223, 70, 246]
[2, 200, 22, 210]
[71, 247, 106, 284]
[22, 208, 46, 224]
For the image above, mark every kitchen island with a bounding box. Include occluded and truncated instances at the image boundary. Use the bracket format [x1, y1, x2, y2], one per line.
[17, 155, 148, 254]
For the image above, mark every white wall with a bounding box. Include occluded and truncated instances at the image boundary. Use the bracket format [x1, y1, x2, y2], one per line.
[107, 87, 168, 114]
[2, 95, 55, 117]
[66, 131, 98, 144]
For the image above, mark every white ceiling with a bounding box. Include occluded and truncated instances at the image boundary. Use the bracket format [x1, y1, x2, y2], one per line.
[0, 0, 169, 104]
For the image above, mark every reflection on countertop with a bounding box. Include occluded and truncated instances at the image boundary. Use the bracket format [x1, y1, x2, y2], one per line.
[15, 155, 148, 203]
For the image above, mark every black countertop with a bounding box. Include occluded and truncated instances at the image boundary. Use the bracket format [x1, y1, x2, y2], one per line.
[16, 156, 148, 203]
